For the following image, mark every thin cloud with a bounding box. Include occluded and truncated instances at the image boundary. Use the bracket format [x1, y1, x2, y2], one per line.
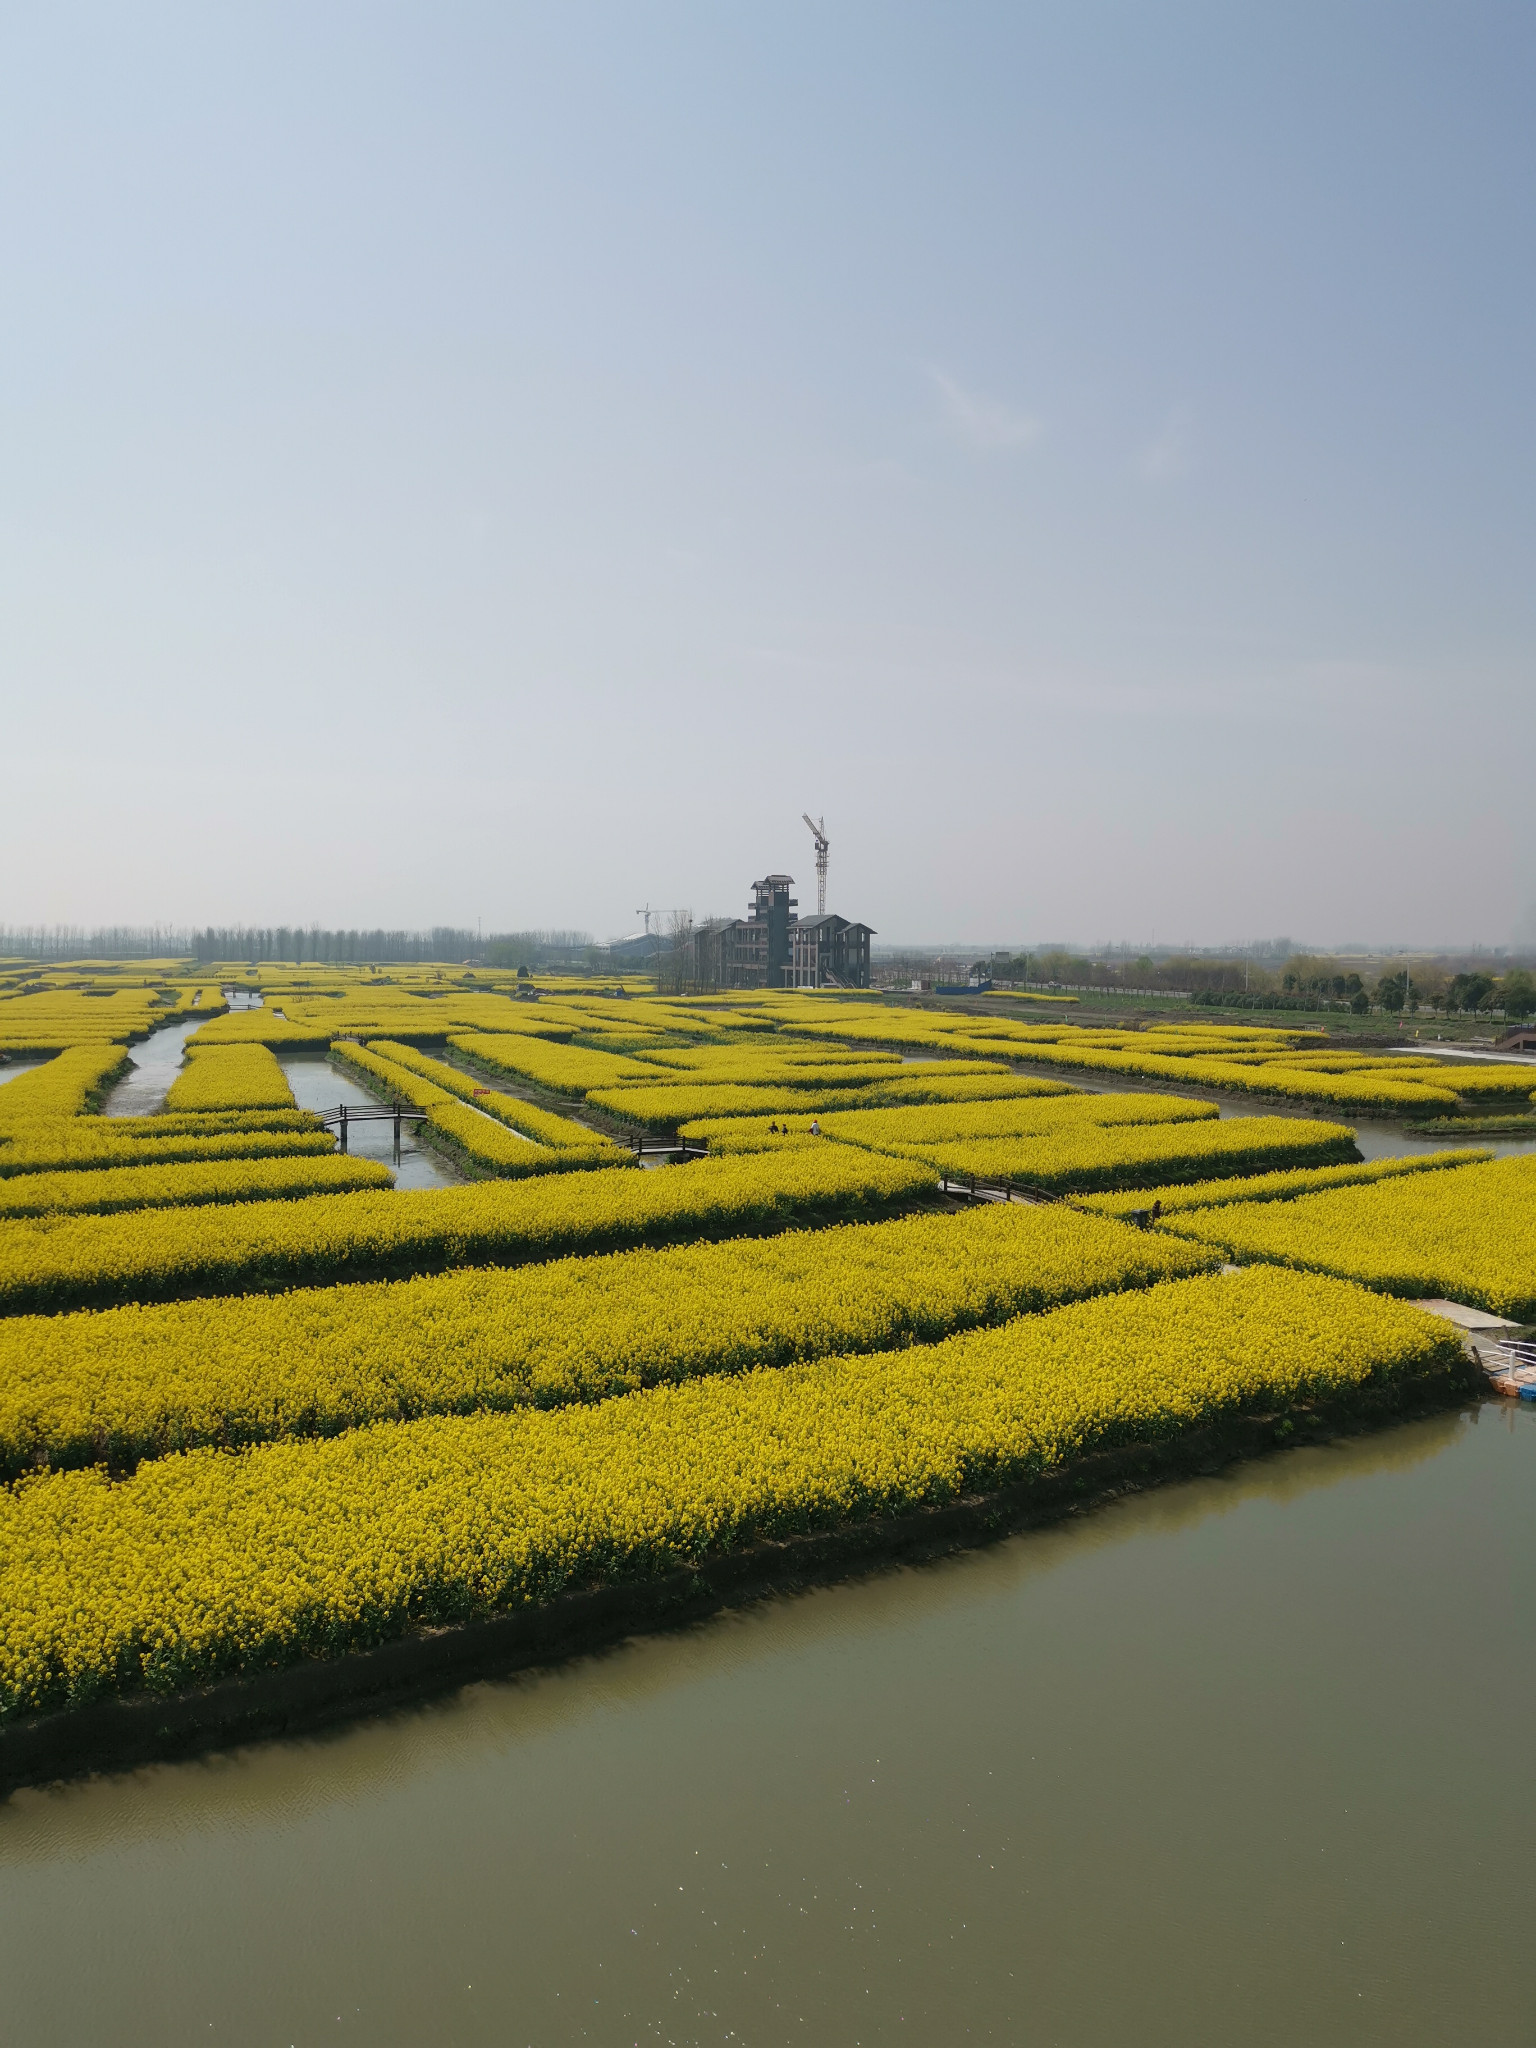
[931, 370, 1042, 452]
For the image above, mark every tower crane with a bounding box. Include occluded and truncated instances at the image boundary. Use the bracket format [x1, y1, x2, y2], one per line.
[802, 814, 829, 918]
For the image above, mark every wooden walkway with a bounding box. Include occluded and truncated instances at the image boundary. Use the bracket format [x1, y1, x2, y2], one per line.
[1484, 1340, 1536, 1401]
[312, 1103, 430, 1151]
[937, 1173, 1061, 1205]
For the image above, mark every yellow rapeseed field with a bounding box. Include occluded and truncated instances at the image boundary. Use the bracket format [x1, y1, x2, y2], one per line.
[332, 1044, 618, 1179]
[98, 1109, 323, 1137]
[0, 1144, 936, 1313]
[628, 1045, 904, 1075]
[0, 1047, 130, 1124]
[0, 1152, 393, 1221]
[1074, 1148, 1491, 1218]
[181, 1014, 336, 1050]
[450, 1033, 672, 1097]
[1156, 1154, 1536, 1318]
[0, 1127, 339, 1180]
[0, 1267, 1463, 1716]
[972, 1041, 1460, 1113]
[585, 1066, 1031, 1130]
[816, 1091, 1217, 1149]
[1428, 1064, 1536, 1101]
[0, 1203, 1217, 1476]
[363, 1042, 618, 1151]
[0, 989, 197, 1056]
[764, 1007, 1491, 1115]
[0, 958, 1520, 1741]
[869, 1114, 1357, 1192]
[164, 1044, 296, 1113]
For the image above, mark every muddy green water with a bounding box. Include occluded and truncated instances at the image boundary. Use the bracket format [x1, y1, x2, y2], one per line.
[3, 1403, 1534, 2045]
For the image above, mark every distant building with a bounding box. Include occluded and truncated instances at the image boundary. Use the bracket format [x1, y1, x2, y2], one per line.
[790, 914, 874, 990]
[673, 873, 874, 990]
[607, 930, 663, 970]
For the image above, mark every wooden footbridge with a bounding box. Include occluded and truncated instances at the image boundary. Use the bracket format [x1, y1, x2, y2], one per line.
[629, 1134, 710, 1164]
[314, 1103, 429, 1151]
[937, 1172, 1061, 1205]
[314, 1103, 710, 1167]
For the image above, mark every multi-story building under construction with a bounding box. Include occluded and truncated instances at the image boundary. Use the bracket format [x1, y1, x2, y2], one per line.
[685, 874, 873, 990]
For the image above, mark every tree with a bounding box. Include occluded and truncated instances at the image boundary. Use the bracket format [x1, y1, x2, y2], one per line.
[1500, 969, 1536, 1020]
[657, 909, 697, 995]
[1376, 971, 1407, 1013]
[1350, 989, 1371, 1015]
[1448, 972, 1495, 1013]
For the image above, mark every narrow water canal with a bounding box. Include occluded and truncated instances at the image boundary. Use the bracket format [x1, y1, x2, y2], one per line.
[100, 1020, 203, 1117]
[87, 1026, 461, 1190]
[4, 1402, 1534, 2045]
[279, 1055, 463, 1191]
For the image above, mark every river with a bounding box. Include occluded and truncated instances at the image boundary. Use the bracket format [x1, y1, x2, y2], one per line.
[3, 1400, 1533, 2045]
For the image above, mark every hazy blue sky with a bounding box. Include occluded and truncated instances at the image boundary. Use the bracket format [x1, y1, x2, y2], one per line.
[3, 3, 1532, 947]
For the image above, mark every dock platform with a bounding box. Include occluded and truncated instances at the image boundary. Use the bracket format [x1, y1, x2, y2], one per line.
[1411, 1301, 1536, 1400]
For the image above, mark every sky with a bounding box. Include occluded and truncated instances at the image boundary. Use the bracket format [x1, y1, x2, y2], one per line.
[2, 2, 1533, 950]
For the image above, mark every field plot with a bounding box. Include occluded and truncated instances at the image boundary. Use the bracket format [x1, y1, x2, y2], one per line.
[0, 1205, 1216, 1476]
[0, 1153, 393, 1220]
[0, 1046, 131, 1122]
[0, 986, 205, 1058]
[1075, 1149, 1492, 1218]
[173, 1013, 338, 1050]
[586, 1065, 1030, 1131]
[760, 1002, 1530, 1117]
[0, 1144, 934, 1314]
[879, 1116, 1356, 1192]
[1426, 1064, 1536, 1102]
[633, 1045, 902, 1074]
[1156, 1153, 1536, 1319]
[0, 1125, 339, 1178]
[362, 1044, 618, 1150]
[164, 1045, 295, 1113]
[332, 1044, 619, 1180]
[733, 1090, 1357, 1192]
[0, 959, 1519, 1764]
[809, 1092, 1221, 1151]
[0, 1268, 1463, 1719]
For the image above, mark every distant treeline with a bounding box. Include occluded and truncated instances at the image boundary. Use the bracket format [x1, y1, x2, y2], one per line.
[0, 926, 192, 962]
[190, 927, 596, 966]
[976, 948, 1535, 1019]
[0, 925, 595, 966]
[984, 951, 1270, 995]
